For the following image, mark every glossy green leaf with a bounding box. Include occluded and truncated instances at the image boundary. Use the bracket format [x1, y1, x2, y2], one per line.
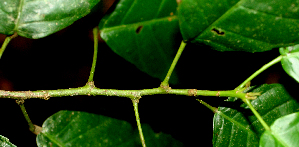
[260, 112, 299, 147]
[178, 0, 299, 52]
[280, 44, 299, 82]
[36, 110, 136, 147]
[99, 0, 181, 84]
[0, 0, 100, 39]
[36, 110, 182, 147]
[213, 84, 299, 147]
[136, 124, 183, 147]
[0, 135, 16, 147]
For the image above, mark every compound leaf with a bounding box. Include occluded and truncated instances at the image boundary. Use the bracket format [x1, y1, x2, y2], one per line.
[99, 0, 181, 84]
[0, 0, 100, 39]
[213, 84, 299, 147]
[178, 0, 299, 52]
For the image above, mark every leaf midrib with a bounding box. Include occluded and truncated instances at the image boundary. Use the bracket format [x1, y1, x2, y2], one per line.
[14, 0, 24, 32]
[196, 0, 245, 37]
[101, 15, 178, 32]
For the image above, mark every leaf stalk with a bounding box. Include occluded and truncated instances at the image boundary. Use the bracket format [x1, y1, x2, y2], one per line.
[0, 36, 13, 59]
[18, 102, 36, 134]
[88, 27, 99, 82]
[161, 41, 186, 87]
[133, 100, 146, 147]
[242, 99, 271, 131]
[236, 55, 282, 90]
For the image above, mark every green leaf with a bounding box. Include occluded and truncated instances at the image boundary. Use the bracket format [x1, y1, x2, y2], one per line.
[137, 124, 183, 147]
[0, 0, 100, 39]
[213, 84, 299, 147]
[36, 110, 136, 146]
[0, 135, 17, 147]
[36, 110, 182, 147]
[178, 0, 299, 52]
[280, 44, 299, 82]
[260, 112, 299, 147]
[99, 0, 181, 84]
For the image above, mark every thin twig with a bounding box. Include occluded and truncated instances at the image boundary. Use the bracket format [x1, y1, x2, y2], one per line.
[161, 41, 186, 87]
[0, 37, 12, 59]
[235, 55, 282, 90]
[88, 27, 99, 82]
[133, 100, 146, 147]
[17, 102, 35, 133]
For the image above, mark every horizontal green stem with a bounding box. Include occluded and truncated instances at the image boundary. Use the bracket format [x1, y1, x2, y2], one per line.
[0, 87, 251, 100]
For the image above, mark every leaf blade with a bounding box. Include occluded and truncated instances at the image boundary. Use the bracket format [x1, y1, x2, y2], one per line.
[280, 44, 299, 83]
[178, 0, 299, 52]
[0, 0, 100, 39]
[36, 110, 135, 146]
[0, 135, 17, 147]
[99, 0, 181, 84]
[260, 112, 299, 147]
[213, 84, 299, 147]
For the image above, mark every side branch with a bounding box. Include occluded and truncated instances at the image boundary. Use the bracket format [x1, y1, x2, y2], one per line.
[0, 87, 258, 100]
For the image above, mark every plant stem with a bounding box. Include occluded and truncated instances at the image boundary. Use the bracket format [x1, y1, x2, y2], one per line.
[0, 37, 12, 59]
[88, 27, 99, 82]
[18, 102, 35, 133]
[236, 55, 282, 90]
[161, 41, 186, 87]
[0, 87, 256, 100]
[243, 99, 271, 131]
[234, 55, 283, 132]
[133, 100, 146, 147]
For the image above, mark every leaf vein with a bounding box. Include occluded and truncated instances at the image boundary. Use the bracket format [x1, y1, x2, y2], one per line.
[240, 5, 299, 20]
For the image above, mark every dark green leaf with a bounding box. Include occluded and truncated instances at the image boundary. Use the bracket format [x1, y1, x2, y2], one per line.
[36, 110, 136, 147]
[280, 44, 299, 82]
[0, 135, 16, 147]
[99, 0, 181, 84]
[36, 110, 182, 147]
[137, 124, 183, 147]
[213, 84, 299, 147]
[178, 0, 299, 52]
[260, 112, 299, 147]
[0, 0, 100, 39]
